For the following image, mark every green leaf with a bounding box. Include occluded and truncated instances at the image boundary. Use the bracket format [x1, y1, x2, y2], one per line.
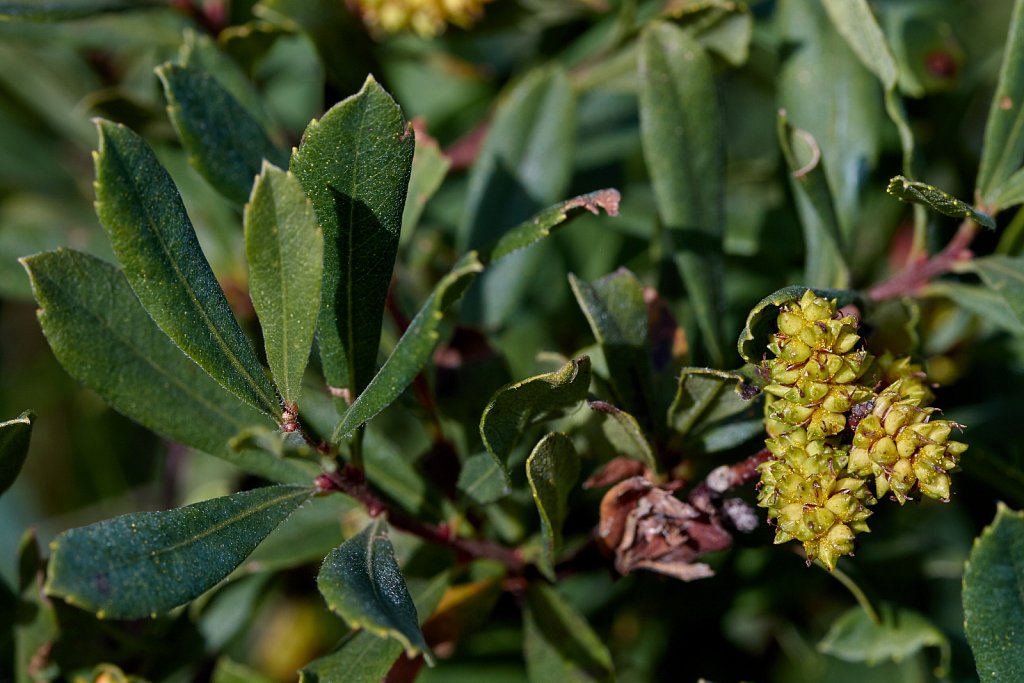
[526, 433, 580, 580]
[0, 411, 32, 497]
[480, 357, 592, 473]
[401, 129, 450, 242]
[524, 582, 614, 683]
[886, 176, 995, 229]
[316, 517, 430, 660]
[0, 0, 161, 21]
[486, 189, 621, 265]
[569, 268, 655, 425]
[45, 485, 312, 619]
[212, 657, 275, 683]
[963, 503, 1024, 681]
[14, 529, 57, 683]
[736, 286, 862, 365]
[291, 76, 414, 398]
[926, 282, 1024, 336]
[975, 0, 1024, 210]
[668, 368, 754, 440]
[457, 453, 511, 506]
[993, 167, 1024, 212]
[968, 256, 1024, 330]
[587, 401, 657, 472]
[819, 605, 949, 671]
[93, 119, 279, 417]
[302, 570, 450, 682]
[332, 252, 483, 441]
[245, 162, 323, 407]
[157, 62, 288, 206]
[777, 111, 849, 289]
[639, 21, 726, 367]
[21, 249, 313, 484]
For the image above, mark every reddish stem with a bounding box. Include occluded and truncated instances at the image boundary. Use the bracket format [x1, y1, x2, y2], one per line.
[868, 219, 978, 301]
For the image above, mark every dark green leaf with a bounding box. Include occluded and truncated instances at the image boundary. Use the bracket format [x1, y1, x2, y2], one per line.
[291, 76, 414, 398]
[93, 119, 279, 417]
[968, 256, 1024, 329]
[777, 112, 849, 288]
[963, 503, 1024, 680]
[0, 410, 32, 497]
[886, 176, 995, 229]
[245, 162, 323, 407]
[302, 570, 450, 682]
[524, 582, 614, 683]
[457, 452, 510, 506]
[526, 433, 580, 580]
[486, 189, 621, 265]
[736, 286, 862, 365]
[0, 0, 161, 21]
[157, 62, 288, 205]
[45, 485, 312, 618]
[569, 268, 655, 425]
[401, 129, 450, 241]
[480, 357, 591, 473]
[639, 21, 726, 367]
[818, 605, 949, 671]
[15, 529, 57, 683]
[332, 252, 483, 441]
[21, 249, 314, 483]
[363, 428, 447, 521]
[668, 368, 753, 439]
[587, 401, 657, 471]
[975, 0, 1024, 210]
[316, 518, 430, 659]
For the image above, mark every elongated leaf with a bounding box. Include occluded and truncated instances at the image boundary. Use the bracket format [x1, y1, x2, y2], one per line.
[668, 368, 753, 439]
[0, 0, 161, 20]
[994, 167, 1024, 211]
[588, 401, 657, 471]
[524, 582, 614, 683]
[736, 286, 862, 365]
[457, 452, 510, 505]
[245, 163, 322, 407]
[480, 357, 591, 472]
[569, 268, 655, 425]
[926, 282, 1024, 336]
[963, 503, 1024, 681]
[158, 63, 288, 205]
[487, 189, 621, 264]
[317, 518, 429, 659]
[332, 252, 483, 441]
[93, 119, 279, 417]
[45, 485, 312, 618]
[527, 433, 580, 580]
[968, 256, 1024, 329]
[639, 21, 726, 367]
[0, 411, 32, 497]
[886, 176, 995, 229]
[291, 76, 414, 398]
[22, 250, 313, 484]
[401, 129, 450, 242]
[302, 570, 450, 682]
[976, 0, 1024, 209]
[819, 605, 949, 671]
[777, 112, 849, 289]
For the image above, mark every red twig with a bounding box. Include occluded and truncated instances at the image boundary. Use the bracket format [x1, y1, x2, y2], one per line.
[868, 219, 978, 301]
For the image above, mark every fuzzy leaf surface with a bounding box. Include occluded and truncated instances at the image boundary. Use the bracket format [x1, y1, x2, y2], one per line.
[480, 357, 591, 473]
[316, 518, 429, 660]
[291, 76, 413, 399]
[669, 368, 753, 439]
[245, 163, 322, 407]
[963, 503, 1024, 681]
[968, 256, 1024, 329]
[45, 485, 312, 618]
[93, 119, 278, 416]
[524, 582, 614, 683]
[21, 249, 313, 483]
[886, 176, 995, 229]
[527, 433, 580, 580]
[0, 410, 32, 497]
[158, 63, 287, 205]
[332, 252, 483, 441]
[639, 21, 726, 367]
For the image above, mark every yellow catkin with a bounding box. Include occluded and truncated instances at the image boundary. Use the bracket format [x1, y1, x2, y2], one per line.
[354, 0, 491, 37]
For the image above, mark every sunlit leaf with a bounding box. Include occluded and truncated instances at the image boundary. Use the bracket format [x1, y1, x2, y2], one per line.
[0, 410, 32, 497]
[886, 175, 995, 229]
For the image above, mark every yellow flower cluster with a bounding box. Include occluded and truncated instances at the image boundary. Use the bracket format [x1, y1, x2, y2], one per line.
[353, 0, 491, 37]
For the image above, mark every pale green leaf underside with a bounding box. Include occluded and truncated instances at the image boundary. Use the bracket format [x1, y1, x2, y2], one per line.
[963, 503, 1024, 681]
[0, 410, 33, 497]
[245, 162, 323, 407]
[316, 517, 430, 660]
[291, 75, 414, 397]
[588, 401, 657, 472]
[93, 119, 279, 417]
[886, 175, 995, 229]
[457, 452, 511, 505]
[968, 255, 1024, 331]
[818, 605, 949, 671]
[21, 249, 313, 484]
[527, 433, 580, 580]
[669, 368, 754, 439]
[45, 485, 312, 619]
[524, 582, 614, 683]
